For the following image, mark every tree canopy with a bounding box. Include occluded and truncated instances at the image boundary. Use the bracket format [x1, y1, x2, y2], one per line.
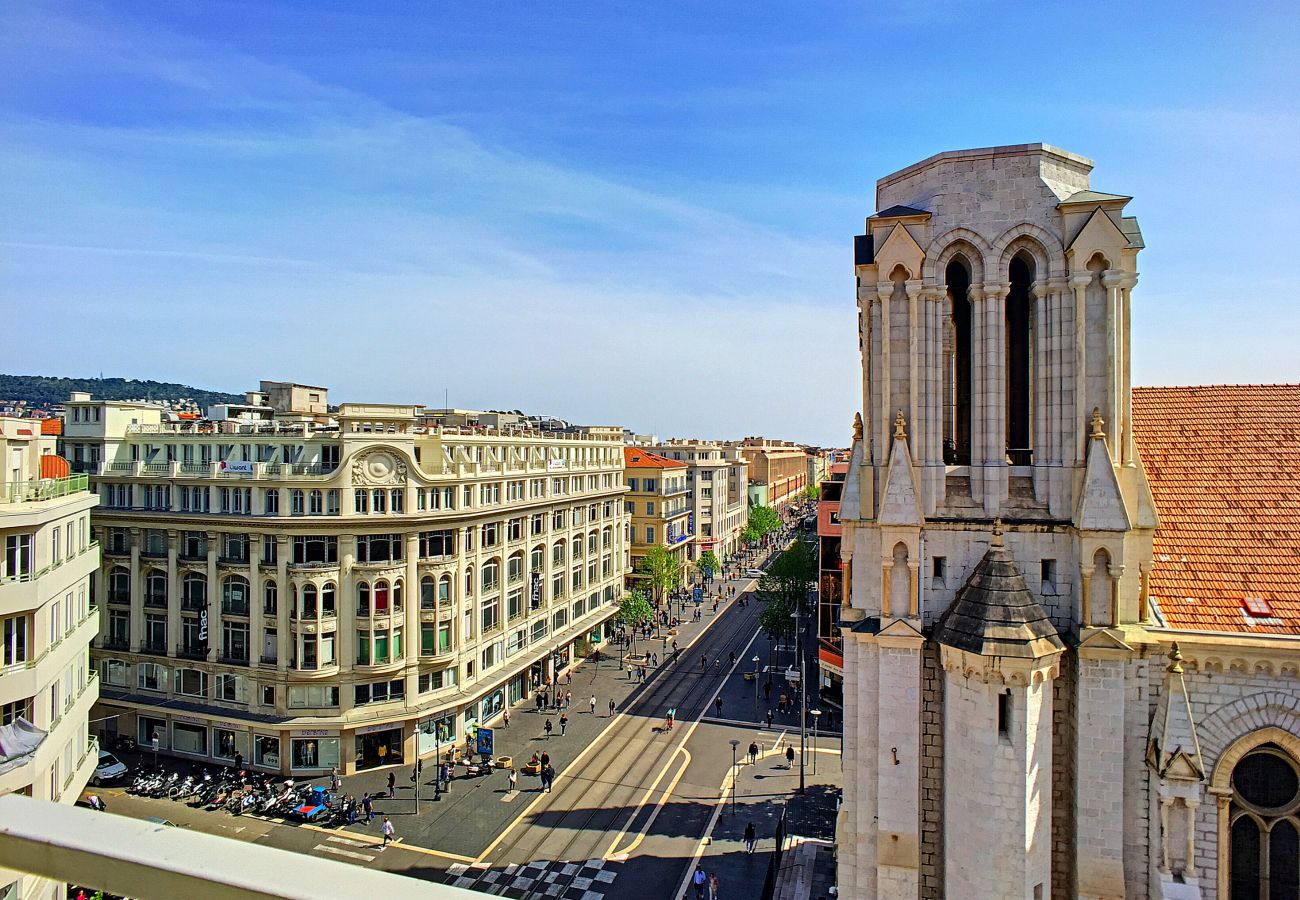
[696, 550, 721, 578]
[758, 539, 817, 608]
[747, 505, 781, 538]
[615, 590, 654, 630]
[758, 593, 798, 644]
[802, 484, 820, 501]
[637, 546, 682, 604]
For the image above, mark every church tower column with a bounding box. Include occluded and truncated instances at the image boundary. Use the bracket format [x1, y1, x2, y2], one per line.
[935, 528, 1064, 899]
[982, 281, 1008, 515]
[967, 283, 986, 503]
[1070, 274, 1092, 464]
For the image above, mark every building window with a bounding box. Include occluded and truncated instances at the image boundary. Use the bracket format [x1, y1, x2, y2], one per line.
[997, 690, 1012, 738]
[419, 529, 455, 558]
[1040, 559, 1057, 592]
[137, 665, 164, 693]
[1229, 744, 1300, 898]
[356, 534, 402, 563]
[175, 668, 208, 697]
[932, 556, 947, 585]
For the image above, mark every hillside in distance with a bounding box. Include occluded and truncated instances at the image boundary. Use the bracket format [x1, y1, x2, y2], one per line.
[0, 374, 242, 409]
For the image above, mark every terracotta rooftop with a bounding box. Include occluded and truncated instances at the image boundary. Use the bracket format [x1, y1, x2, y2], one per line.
[1132, 384, 1300, 635]
[624, 448, 687, 469]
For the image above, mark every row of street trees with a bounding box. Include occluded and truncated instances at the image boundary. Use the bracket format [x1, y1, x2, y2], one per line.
[741, 505, 781, 545]
[757, 538, 818, 649]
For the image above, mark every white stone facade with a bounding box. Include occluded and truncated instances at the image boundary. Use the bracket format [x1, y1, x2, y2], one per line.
[836, 145, 1300, 899]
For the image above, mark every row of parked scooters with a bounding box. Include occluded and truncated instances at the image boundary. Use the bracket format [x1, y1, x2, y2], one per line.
[126, 765, 357, 826]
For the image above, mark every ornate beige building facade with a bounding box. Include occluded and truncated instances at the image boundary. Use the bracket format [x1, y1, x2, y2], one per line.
[646, 440, 749, 562]
[64, 393, 629, 775]
[1, 418, 100, 900]
[838, 144, 1300, 899]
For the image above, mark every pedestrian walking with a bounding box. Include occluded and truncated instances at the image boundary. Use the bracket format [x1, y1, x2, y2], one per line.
[763, 681, 771, 702]
[503, 708, 510, 728]
[536, 692, 544, 711]
[560, 713, 568, 736]
[744, 821, 757, 853]
[729, 651, 736, 668]
[234, 751, 243, 772]
[651, 652, 658, 666]
[627, 663, 634, 680]
[565, 671, 573, 686]
[362, 792, 374, 822]
[786, 745, 796, 769]
[748, 741, 759, 765]
[380, 816, 395, 849]
[440, 762, 452, 791]
[709, 872, 719, 900]
[387, 772, 396, 798]
[542, 764, 555, 792]
[544, 718, 554, 739]
[331, 765, 341, 792]
[715, 696, 723, 717]
[825, 708, 834, 730]
[766, 709, 774, 728]
[692, 865, 707, 900]
[565, 690, 572, 708]
[508, 767, 518, 792]
[608, 698, 617, 717]
[589, 695, 597, 715]
[541, 751, 550, 768]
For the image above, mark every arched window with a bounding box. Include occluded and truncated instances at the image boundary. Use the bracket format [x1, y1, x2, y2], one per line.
[321, 582, 336, 616]
[888, 542, 910, 617]
[421, 575, 437, 610]
[508, 552, 524, 583]
[183, 573, 207, 610]
[374, 580, 390, 614]
[108, 567, 131, 604]
[392, 579, 403, 612]
[357, 581, 371, 616]
[300, 584, 318, 619]
[263, 580, 278, 615]
[481, 559, 500, 592]
[144, 570, 168, 607]
[553, 542, 566, 566]
[531, 544, 545, 572]
[571, 537, 583, 560]
[464, 566, 474, 597]
[602, 527, 613, 549]
[1006, 252, 1034, 465]
[438, 574, 451, 606]
[222, 575, 249, 615]
[1088, 548, 1112, 627]
[945, 258, 973, 465]
[1230, 744, 1300, 898]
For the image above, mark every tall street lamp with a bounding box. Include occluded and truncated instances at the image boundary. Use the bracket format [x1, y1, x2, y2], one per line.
[790, 609, 805, 794]
[752, 655, 761, 711]
[810, 709, 822, 776]
[729, 739, 741, 816]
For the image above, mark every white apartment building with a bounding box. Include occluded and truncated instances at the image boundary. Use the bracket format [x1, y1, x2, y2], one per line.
[62, 391, 629, 776]
[1, 418, 100, 900]
[646, 441, 748, 562]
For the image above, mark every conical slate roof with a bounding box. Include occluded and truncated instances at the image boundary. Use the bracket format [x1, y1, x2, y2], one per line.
[934, 537, 1065, 659]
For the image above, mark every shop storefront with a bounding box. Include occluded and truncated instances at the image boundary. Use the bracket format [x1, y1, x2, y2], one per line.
[214, 728, 250, 765]
[171, 719, 208, 757]
[417, 712, 457, 759]
[507, 672, 528, 705]
[254, 734, 281, 770]
[354, 724, 404, 769]
[291, 731, 340, 772]
[137, 715, 167, 750]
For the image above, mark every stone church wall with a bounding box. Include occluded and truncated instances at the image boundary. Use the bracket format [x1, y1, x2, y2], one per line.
[1051, 649, 1078, 900]
[919, 643, 945, 898]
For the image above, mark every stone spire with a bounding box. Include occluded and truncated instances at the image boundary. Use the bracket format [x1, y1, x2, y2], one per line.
[933, 537, 1065, 659]
[1146, 642, 1205, 781]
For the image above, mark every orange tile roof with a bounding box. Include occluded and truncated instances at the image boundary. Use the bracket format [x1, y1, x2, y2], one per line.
[624, 447, 687, 469]
[1132, 384, 1300, 635]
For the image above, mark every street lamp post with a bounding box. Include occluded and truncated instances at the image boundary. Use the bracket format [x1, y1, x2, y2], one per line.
[790, 610, 805, 794]
[729, 739, 740, 816]
[752, 655, 761, 711]
[810, 709, 822, 776]
[434, 728, 442, 800]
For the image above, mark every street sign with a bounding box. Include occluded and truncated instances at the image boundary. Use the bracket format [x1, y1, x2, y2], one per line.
[692, 586, 702, 605]
[477, 728, 494, 757]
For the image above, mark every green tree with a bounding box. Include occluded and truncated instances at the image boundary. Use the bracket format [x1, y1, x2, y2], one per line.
[757, 540, 817, 608]
[758, 593, 797, 647]
[802, 484, 820, 501]
[747, 505, 781, 539]
[697, 550, 722, 579]
[637, 545, 683, 606]
[615, 589, 654, 655]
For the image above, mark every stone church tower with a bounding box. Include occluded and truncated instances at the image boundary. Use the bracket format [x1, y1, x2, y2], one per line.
[837, 144, 1157, 898]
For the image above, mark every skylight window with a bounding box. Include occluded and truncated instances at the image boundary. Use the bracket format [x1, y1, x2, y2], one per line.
[1242, 596, 1273, 618]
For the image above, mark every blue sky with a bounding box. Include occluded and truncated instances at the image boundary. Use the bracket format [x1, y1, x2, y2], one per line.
[2, 1, 1297, 446]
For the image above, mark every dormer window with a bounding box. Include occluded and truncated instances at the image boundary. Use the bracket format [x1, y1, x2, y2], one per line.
[1242, 596, 1273, 618]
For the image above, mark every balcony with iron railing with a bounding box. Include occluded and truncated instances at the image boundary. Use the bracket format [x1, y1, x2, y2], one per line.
[175, 643, 208, 660]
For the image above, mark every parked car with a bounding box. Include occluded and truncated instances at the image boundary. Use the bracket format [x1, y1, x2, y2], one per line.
[92, 751, 129, 785]
[745, 568, 766, 579]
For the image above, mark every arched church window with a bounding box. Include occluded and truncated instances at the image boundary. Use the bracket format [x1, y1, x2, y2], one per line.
[1088, 548, 1112, 627]
[1006, 253, 1034, 465]
[1229, 744, 1300, 899]
[945, 258, 973, 465]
